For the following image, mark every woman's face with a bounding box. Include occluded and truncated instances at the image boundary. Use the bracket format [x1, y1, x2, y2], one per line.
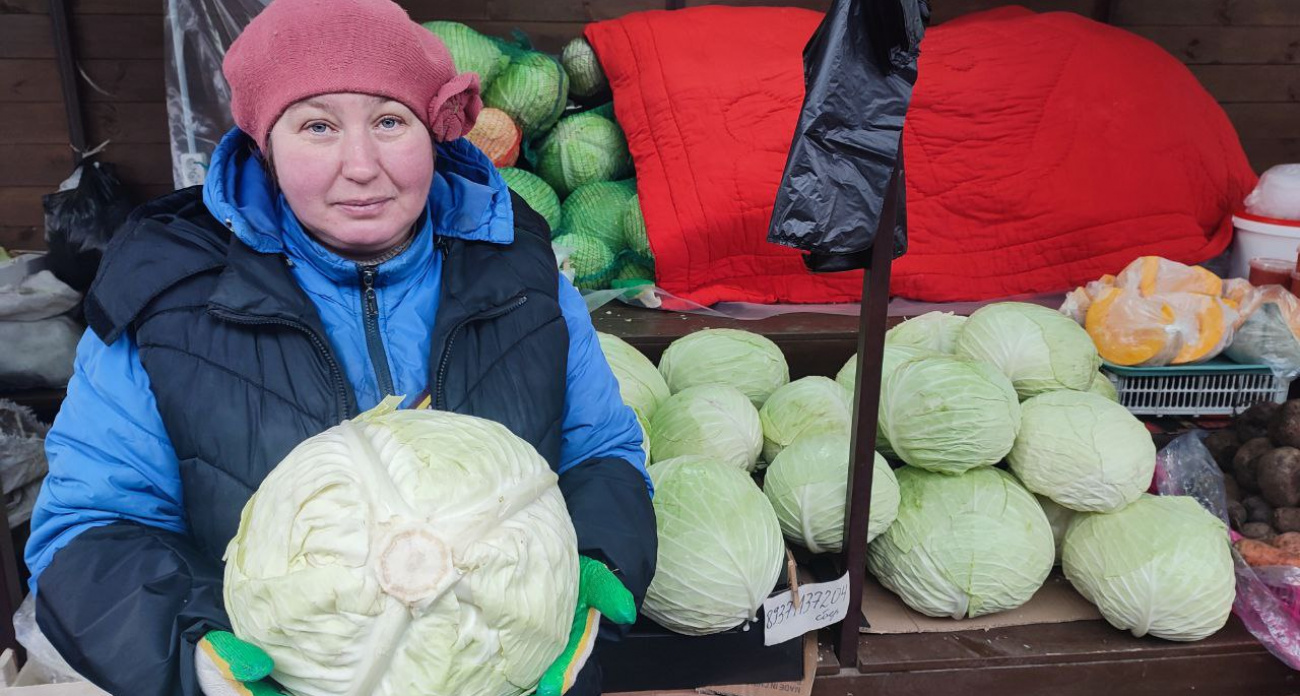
[268, 93, 434, 258]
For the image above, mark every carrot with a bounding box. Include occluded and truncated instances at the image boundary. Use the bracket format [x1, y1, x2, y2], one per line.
[1275, 532, 1300, 556]
[1236, 538, 1300, 568]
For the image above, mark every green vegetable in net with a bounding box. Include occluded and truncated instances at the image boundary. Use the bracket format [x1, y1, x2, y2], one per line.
[483, 51, 569, 139]
[499, 168, 562, 231]
[421, 22, 510, 90]
[553, 233, 617, 290]
[535, 113, 632, 198]
[623, 194, 652, 264]
[614, 256, 655, 284]
[560, 180, 637, 250]
[561, 37, 609, 99]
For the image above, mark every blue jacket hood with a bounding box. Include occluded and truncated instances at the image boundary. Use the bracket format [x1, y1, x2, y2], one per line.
[202, 128, 515, 259]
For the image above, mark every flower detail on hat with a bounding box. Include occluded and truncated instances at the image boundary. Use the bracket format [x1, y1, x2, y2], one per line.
[429, 73, 483, 143]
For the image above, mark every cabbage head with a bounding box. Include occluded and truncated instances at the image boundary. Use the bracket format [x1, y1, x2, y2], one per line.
[499, 168, 562, 231]
[955, 302, 1101, 399]
[868, 467, 1054, 619]
[1009, 391, 1155, 512]
[553, 233, 617, 290]
[759, 377, 852, 463]
[559, 179, 637, 249]
[561, 37, 609, 98]
[763, 433, 898, 553]
[483, 51, 569, 138]
[1089, 371, 1119, 402]
[649, 385, 762, 471]
[224, 399, 578, 696]
[659, 329, 789, 408]
[597, 332, 670, 420]
[1063, 495, 1234, 641]
[836, 345, 934, 459]
[422, 22, 509, 89]
[1035, 493, 1076, 565]
[886, 312, 967, 354]
[879, 356, 1020, 474]
[644, 456, 784, 635]
[536, 113, 632, 198]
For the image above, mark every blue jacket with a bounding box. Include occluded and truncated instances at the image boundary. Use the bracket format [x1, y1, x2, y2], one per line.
[26, 129, 649, 591]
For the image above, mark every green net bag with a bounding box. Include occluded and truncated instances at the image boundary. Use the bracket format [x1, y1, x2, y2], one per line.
[499, 168, 563, 231]
[622, 193, 653, 264]
[560, 179, 637, 250]
[534, 112, 632, 198]
[554, 233, 618, 290]
[483, 50, 570, 139]
[421, 22, 510, 90]
[561, 37, 609, 99]
[614, 254, 655, 283]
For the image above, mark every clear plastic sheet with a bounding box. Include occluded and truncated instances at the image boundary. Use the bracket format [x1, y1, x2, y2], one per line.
[13, 593, 86, 684]
[1245, 164, 1300, 222]
[1156, 432, 1300, 670]
[165, 0, 269, 188]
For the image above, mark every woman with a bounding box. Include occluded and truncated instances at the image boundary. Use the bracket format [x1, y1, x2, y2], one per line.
[23, 1, 656, 695]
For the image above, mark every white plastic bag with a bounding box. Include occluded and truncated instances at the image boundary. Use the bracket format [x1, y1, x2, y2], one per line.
[0, 260, 82, 390]
[1245, 164, 1300, 221]
[13, 594, 86, 684]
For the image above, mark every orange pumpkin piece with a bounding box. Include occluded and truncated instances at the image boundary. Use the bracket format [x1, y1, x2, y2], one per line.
[1085, 288, 1183, 366]
[1116, 256, 1223, 298]
[1164, 293, 1237, 364]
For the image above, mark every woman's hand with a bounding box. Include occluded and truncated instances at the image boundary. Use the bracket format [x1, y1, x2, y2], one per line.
[537, 556, 638, 696]
[195, 631, 287, 696]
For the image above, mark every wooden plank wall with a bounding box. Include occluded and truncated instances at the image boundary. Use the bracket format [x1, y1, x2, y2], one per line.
[1, 0, 1297, 252]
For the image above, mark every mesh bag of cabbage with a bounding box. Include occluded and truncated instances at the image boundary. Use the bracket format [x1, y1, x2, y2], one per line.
[499, 167, 562, 232]
[483, 48, 570, 139]
[535, 112, 632, 198]
[554, 233, 618, 290]
[562, 37, 609, 99]
[421, 21, 510, 90]
[560, 179, 637, 250]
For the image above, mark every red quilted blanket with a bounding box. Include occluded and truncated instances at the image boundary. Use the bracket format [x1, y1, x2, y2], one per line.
[585, 7, 1256, 305]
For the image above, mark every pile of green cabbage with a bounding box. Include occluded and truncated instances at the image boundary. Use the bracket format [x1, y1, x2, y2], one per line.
[224, 399, 578, 696]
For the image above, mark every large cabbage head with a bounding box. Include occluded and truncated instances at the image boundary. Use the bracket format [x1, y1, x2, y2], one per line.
[886, 312, 967, 354]
[1035, 493, 1076, 565]
[868, 467, 1054, 619]
[421, 22, 509, 89]
[483, 51, 569, 138]
[879, 356, 1021, 474]
[561, 37, 609, 98]
[536, 113, 632, 198]
[559, 179, 638, 249]
[955, 302, 1102, 399]
[1063, 495, 1234, 641]
[224, 400, 578, 696]
[552, 233, 617, 290]
[1089, 371, 1120, 402]
[649, 385, 762, 471]
[758, 376, 852, 463]
[763, 433, 898, 553]
[836, 345, 934, 458]
[659, 329, 790, 408]
[596, 332, 670, 420]
[499, 168, 561, 231]
[1009, 391, 1155, 512]
[644, 456, 784, 635]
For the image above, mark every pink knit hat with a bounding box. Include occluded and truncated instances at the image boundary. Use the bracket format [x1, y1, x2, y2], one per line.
[223, 0, 481, 151]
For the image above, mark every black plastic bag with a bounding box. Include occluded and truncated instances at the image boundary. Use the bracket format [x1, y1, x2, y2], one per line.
[768, 0, 927, 273]
[42, 158, 137, 293]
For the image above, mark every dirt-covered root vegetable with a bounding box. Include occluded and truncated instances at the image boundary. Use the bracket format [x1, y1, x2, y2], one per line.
[1258, 447, 1300, 508]
[1236, 438, 1275, 492]
[1271, 401, 1300, 449]
[1239, 401, 1282, 442]
[1244, 495, 1274, 524]
[1276, 532, 1300, 555]
[1237, 538, 1300, 567]
[1224, 476, 1242, 503]
[1203, 429, 1241, 472]
[1228, 501, 1248, 531]
[1275, 507, 1300, 533]
[1242, 522, 1277, 541]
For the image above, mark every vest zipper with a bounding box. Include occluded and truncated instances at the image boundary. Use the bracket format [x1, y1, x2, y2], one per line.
[359, 266, 396, 398]
[435, 295, 529, 411]
[207, 310, 351, 419]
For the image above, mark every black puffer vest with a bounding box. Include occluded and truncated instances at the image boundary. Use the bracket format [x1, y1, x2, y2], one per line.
[84, 186, 568, 559]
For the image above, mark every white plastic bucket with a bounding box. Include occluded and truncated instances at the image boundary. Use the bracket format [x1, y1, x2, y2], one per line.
[1231, 211, 1300, 280]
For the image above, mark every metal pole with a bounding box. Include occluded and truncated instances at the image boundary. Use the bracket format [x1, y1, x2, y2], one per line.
[834, 158, 901, 669]
[48, 0, 87, 164]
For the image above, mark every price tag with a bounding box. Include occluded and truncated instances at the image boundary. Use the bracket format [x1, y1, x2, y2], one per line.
[761, 572, 851, 646]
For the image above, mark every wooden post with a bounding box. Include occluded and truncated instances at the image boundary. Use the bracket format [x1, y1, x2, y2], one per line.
[834, 159, 901, 669]
[48, 0, 88, 164]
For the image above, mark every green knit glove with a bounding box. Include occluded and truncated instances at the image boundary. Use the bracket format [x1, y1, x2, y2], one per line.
[195, 631, 286, 696]
[537, 556, 637, 696]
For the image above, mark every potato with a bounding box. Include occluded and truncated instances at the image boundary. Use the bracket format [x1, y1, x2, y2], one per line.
[1245, 495, 1275, 524]
[1205, 429, 1241, 473]
[1243, 522, 1278, 541]
[1259, 447, 1300, 508]
[1276, 507, 1300, 533]
[1236, 438, 1275, 492]
[1271, 401, 1300, 449]
[1224, 475, 1242, 503]
[1228, 500, 1249, 531]
[1239, 401, 1282, 442]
